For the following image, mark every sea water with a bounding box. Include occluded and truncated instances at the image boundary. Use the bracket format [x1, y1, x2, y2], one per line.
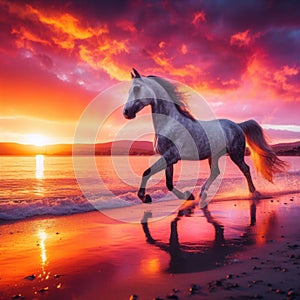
[0, 155, 299, 221]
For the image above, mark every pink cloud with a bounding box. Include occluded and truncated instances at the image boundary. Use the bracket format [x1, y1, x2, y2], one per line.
[230, 30, 251, 47]
[192, 10, 206, 27]
[1, 0, 300, 143]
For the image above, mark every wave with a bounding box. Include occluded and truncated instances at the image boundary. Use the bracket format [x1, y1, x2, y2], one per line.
[213, 189, 300, 202]
[0, 195, 130, 221]
[1, 174, 299, 222]
[0, 189, 173, 222]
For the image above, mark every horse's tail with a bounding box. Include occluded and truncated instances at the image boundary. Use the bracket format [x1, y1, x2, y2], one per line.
[238, 120, 289, 183]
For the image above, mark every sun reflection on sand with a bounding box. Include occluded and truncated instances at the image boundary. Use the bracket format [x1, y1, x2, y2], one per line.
[37, 230, 48, 271]
[141, 257, 160, 275]
[35, 155, 44, 179]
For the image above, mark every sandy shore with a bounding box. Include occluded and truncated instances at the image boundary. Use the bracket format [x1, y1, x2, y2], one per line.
[0, 193, 299, 300]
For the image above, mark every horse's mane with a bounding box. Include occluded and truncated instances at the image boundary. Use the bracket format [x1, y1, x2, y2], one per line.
[147, 76, 196, 121]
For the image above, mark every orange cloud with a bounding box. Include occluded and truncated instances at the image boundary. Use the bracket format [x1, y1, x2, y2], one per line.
[51, 35, 75, 50]
[181, 44, 187, 55]
[273, 65, 299, 92]
[192, 10, 206, 27]
[4, 1, 131, 81]
[12, 26, 51, 50]
[158, 41, 166, 49]
[116, 20, 137, 33]
[230, 30, 251, 47]
[151, 52, 202, 81]
[101, 57, 130, 81]
[234, 53, 300, 105]
[79, 44, 130, 81]
[27, 6, 107, 40]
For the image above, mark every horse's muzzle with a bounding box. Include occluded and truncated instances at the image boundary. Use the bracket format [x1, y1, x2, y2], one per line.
[123, 109, 136, 119]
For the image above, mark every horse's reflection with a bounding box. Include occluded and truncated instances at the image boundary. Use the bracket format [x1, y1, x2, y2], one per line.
[141, 202, 257, 274]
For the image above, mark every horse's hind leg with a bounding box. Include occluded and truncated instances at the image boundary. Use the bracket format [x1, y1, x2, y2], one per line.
[165, 164, 195, 200]
[229, 153, 260, 198]
[200, 156, 221, 202]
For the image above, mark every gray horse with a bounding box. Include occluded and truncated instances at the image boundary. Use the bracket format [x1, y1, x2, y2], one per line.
[123, 69, 287, 205]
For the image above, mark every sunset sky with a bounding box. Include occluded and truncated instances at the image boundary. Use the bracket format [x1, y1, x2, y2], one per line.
[1, 0, 299, 145]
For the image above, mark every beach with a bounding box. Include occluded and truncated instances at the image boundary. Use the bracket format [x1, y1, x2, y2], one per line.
[1, 193, 299, 300]
[2, 0, 300, 298]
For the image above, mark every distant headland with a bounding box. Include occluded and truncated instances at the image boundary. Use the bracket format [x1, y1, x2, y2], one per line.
[0, 140, 299, 156]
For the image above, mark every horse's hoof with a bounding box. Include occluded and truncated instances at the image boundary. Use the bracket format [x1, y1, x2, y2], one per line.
[184, 191, 195, 200]
[143, 194, 152, 203]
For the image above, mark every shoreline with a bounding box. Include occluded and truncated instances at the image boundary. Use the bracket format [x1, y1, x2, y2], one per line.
[1, 188, 300, 225]
[0, 194, 299, 300]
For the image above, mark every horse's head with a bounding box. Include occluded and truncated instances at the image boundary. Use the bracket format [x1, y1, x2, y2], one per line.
[123, 68, 154, 119]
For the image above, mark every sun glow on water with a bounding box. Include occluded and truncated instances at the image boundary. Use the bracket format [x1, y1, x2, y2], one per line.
[35, 155, 44, 179]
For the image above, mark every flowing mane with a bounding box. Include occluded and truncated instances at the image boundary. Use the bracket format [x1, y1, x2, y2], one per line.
[147, 76, 196, 121]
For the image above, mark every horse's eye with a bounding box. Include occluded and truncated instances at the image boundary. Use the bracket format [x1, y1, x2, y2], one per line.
[133, 85, 140, 93]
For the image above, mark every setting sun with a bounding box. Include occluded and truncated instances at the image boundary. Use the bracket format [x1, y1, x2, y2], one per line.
[25, 134, 49, 146]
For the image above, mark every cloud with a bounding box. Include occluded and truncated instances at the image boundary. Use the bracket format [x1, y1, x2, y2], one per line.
[262, 124, 300, 133]
[230, 30, 251, 47]
[273, 65, 299, 93]
[192, 10, 206, 27]
[2, 1, 130, 83]
[116, 20, 137, 33]
[1, 0, 300, 143]
[4, 0, 299, 94]
[35, 53, 54, 69]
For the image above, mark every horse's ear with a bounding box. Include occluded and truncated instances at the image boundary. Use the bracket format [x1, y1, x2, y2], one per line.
[132, 68, 141, 78]
[131, 72, 134, 79]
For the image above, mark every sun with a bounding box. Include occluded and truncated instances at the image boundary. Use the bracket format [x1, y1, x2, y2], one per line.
[25, 134, 49, 146]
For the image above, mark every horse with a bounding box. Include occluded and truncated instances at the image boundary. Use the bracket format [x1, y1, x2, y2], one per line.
[123, 68, 288, 205]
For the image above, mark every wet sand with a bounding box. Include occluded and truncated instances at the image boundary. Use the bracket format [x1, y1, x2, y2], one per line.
[0, 194, 299, 300]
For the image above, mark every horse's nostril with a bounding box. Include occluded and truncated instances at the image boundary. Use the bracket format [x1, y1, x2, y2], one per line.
[124, 109, 129, 116]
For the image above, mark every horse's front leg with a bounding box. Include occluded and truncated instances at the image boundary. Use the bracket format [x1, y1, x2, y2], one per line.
[166, 164, 195, 200]
[138, 156, 168, 203]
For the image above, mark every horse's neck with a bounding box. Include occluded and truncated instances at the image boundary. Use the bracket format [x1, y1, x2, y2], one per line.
[151, 99, 182, 133]
[151, 98, 177, 116]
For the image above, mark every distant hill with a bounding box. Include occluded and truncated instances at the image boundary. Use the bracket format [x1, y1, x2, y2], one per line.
[0, 140, 299, 156]
[76, 140, 155, 156]
[0, 141, 155, 156]
[272, 141, 300, 156]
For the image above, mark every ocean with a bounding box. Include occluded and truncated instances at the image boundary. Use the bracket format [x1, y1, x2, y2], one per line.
[1, 155, 299, 222]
